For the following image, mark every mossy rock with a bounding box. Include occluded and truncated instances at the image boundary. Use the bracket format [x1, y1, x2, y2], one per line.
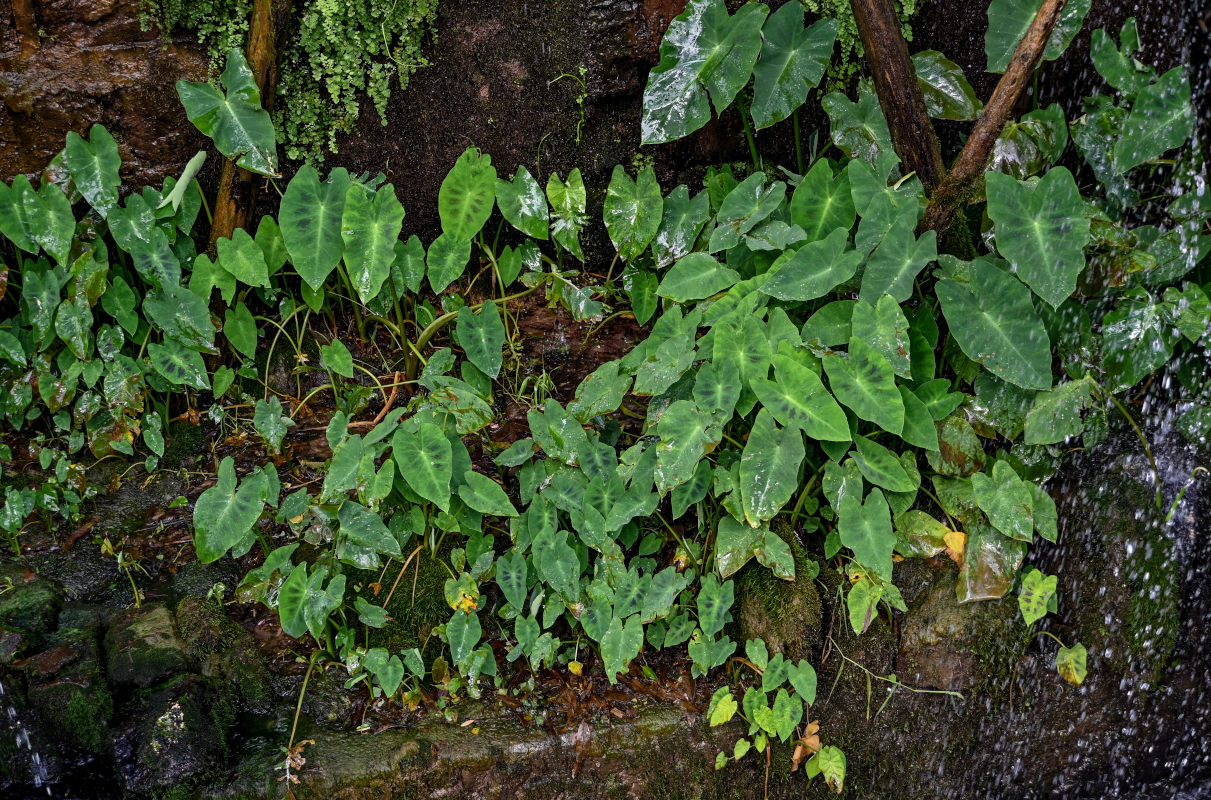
[174, 597, 270, 708]
[23, 623, 113, 754]
[730, 522, 823, 663]
[105, 604, 191, 688]
[0, 562, 64, 634]
[162, 421, 207, 469]
[358, 544, 455, 655]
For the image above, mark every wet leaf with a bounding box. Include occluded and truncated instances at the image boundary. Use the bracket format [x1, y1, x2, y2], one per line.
[148, 341, 210, 391]
[176, 48, 278, 176]
[709, 174, 786, 253]
[1114, 67, 1194, 173]
[740, 409, 805, 526]
[824, 338, 904, 436]
[1024, 377, 1094, 444]
[342, 182, 405, 303]
[457, 303, 506, 379]
[439, 147, 496, 241]
[63, 124, 121, 217]
[426, 232, 471, 294]
[851, 436, 917, 493]
[838, 489, 895, 581]
[750, 353, 850, 442]
[216, 227, 270, 288]
[985, 0, 1091, 74]
[750, 6, 836, 129]
[913, 51, 982, 121]
[280, 165, 350, 291]
[1056, 642, 1087, 686]
[851, 295, 911, 379]
[652, 186, 711, 268]
[320, 338, 354, 378]
[957, 523, 1025, 602]
[458, 470, 517, 517]
[640, 0, 769, 144]
[655, 400, 718, 494]
[447, 609, 482, 667]
[495, 165, 548, 240]
[547, 170, 588, 260]
[972, 461, 1033, 541]
[1100, 292, 1178, 392]
[935, 258, 1053, 390]
[789, 159, 856, 245]
[392, 423, 453, 511]
[761, 227, 861, 302]
[253, 396, 294, 455]
[193, 456, 268, 563]
[658, 253, 740, 302]
[822, 91, 894, 171]
[1018, 567, 1057, 626]
[604, 165, 663, 262]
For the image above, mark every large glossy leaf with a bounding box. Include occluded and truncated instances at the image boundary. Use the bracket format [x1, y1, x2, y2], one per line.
[822, 91, 894, 171]
[176, 48, 278, 176]
[547, 170, 588, 260]
[641, 0, 769, 144]
[654, 400, 718, 494]
[215, 227, 270, 288]
[987, 168, 1088, 309]
[194, 457, 267, 563]
[912, 51, 982, 121]
[456, 303, 506, 379]
[936, 258, 1053, 390]
[652, 186, 711, 269]
[824, 337, 904, 436]
[972, 461, 1033, 541]
[495, 165, 549, 240]
[1114, 67, 1194, 173]
[601, 614, 645, 683]
[1100, 292, 1179, 392]
[144, 284, 216, 352]
[851, 295, 911, 378]
[1090, 19, 1150, 96]
[709, 174, 786, 252]
[604, 165, 663, 261]
[838, 489, 895, 581]
[658, 253, 740, 302]
[985, 0, 1091, 74]
[750, 6, 837, 130]
[439, 147, 496, 240]
[343, 182, 405, 304]
[339, 501, 403, 557]
[0, 175, 74, 264]
[148, 341, 210, 391]
[1024, 377, 1093, 444]
[990, 104, 1069, 180]
[426, 232, 471, 294]
[761, 227, 861, 302]
[739, 409, 805, 526]
[789, 159, 855, 244]
[63, 124, 121, 217]
[858, 208, 937, 305]
[392, 423, 453, 511]
[750, 354, 850, 442]
[280, 166, 350, 290]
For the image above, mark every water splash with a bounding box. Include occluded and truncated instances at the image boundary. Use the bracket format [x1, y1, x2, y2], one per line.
[0, 678, 51, 793]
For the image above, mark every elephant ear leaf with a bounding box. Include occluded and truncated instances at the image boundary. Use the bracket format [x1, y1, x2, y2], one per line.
[641, 0, 769, 144]
[193, 457, 268, 563]
[176, 48, 279, 177]
[63, 124, 121, 217]
[750, 6, 837, 130]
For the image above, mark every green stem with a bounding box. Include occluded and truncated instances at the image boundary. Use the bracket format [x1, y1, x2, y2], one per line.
[288, 652, 320, 756]
[408, 286, 540, 379]
[793, 109, 804, 174]
[739, 101, 760, 171]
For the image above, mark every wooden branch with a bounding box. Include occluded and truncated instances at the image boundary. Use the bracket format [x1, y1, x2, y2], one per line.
[208, 0, 291, 250]
[920, 0, 1070, 234]
[849, 0, 945, 192]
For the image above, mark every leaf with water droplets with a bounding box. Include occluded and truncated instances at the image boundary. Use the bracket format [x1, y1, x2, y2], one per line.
[838, 489, 895, 582]
[1018, 567, 1057, 626]
[1056, 642, 1087, 686]
[740, 409, 805, 526]
[912, 51, 982, 121]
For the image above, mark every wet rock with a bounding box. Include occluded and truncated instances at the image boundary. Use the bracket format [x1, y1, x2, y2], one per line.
[175, 597, 270, 709]
[113, 675, 235, 794]
[22, 623, 113, 753]
[0, 0, 210, 188]
[295, 664, 355, 728]
[105, 604, 190, 688]
[0, 562, 65, 634]
[731, 522, 823, 664]
[897, 564, 1024, 692]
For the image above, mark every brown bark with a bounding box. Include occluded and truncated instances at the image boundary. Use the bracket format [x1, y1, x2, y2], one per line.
[849, 0, 945, 192]
[920, 0, 1071, 234]
[208, 0, 291, 250]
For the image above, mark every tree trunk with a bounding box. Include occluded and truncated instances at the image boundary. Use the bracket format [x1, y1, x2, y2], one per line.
[920, 0, 1071, 234]
[208, 0, 291, 250]
[849, 0, 945, 192]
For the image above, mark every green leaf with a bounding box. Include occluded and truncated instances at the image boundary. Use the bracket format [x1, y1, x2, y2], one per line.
[858, 208, 937, 305]
[54, 293, 92, 360]
[1114, 67, 1195, 173]
[457, 303, 506, 379]
[63, 124, 121, 217]
[222, 302, 257, 360]
[851, 436, 917, 493]
[847, 575, 883, 634]
[807, 747, 846, 793]
[193, 457, 267, 563]
[253, 396, 294, 455]
[770, 688, 803, 741]
[495, 165, 549, 240]
[851, 295, 911, 379]
[986, 168, 1089, 309]
[912, 51, 982, 121]
[320, 338, 355, 378]
[740, 409, 805, 526]
[654, 400, 718, 494]
[750, 354, 850, 442]
[652, 186, 711, 268]
[991, 104, 1070, 179]
[547, 170, 588, 261]
[642, 567, 689, 623]
[343, 183, 405, 304]
[789, 159, 856, 245]
[696, 574, 734, 637]
[148, 341, 210, 391]
[604, 165, 663, 262]
[439, 147, 497, 240]
[394, 235, 427, 293]
[280, 165, 350, 290]
[1100, 292, 1178, 392]
[144, 285, 217, 352]
[458, 470, 518, 517]
[1024, 377, 1093, 444]
[823, 91, 894, 170]
[392, 423, 453, 511]
[339, 501, 402, 559]
[426, 232, 471, 294]
[176, 48, 278, 176]
[277, 564, 309, 639]
[838, 489, 895, 581]
[935, 259, 1053, 390]
[985, 0, 1091, 73]
[601, 614, 645, 683]
[1018, 567, 1057, 626]
[709, 174, 786, 253]
[761, 227, 861, 302]
[0, 177, 75, 265]
[824, 338, 904, 435]
[215, 227, 270, 288]
[447, 610, 482, 666]
[972, 461, 1033, 541]
[658, 253, 740, 302]
[1056, 642, 1087, 686]
[497, 550, 528, 610]
[1090, 20, 1150, 96]
[709, 687, 738, 726]
[640, 0, 769, 144]
[788, 660, 817, 704]
[160, 150, 207, 213]
[750, 7, 837, 129]
[715, 516, 762, 579]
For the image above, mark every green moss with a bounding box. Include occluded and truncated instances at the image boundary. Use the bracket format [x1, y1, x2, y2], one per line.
[1125, 519, 1180, 684]
[163, 421, 206, 468]
[358, 545, 453, 653]
[801, 0, 928, 89]
[730, 521, 823, 663]
[143, 0, 438, 163]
